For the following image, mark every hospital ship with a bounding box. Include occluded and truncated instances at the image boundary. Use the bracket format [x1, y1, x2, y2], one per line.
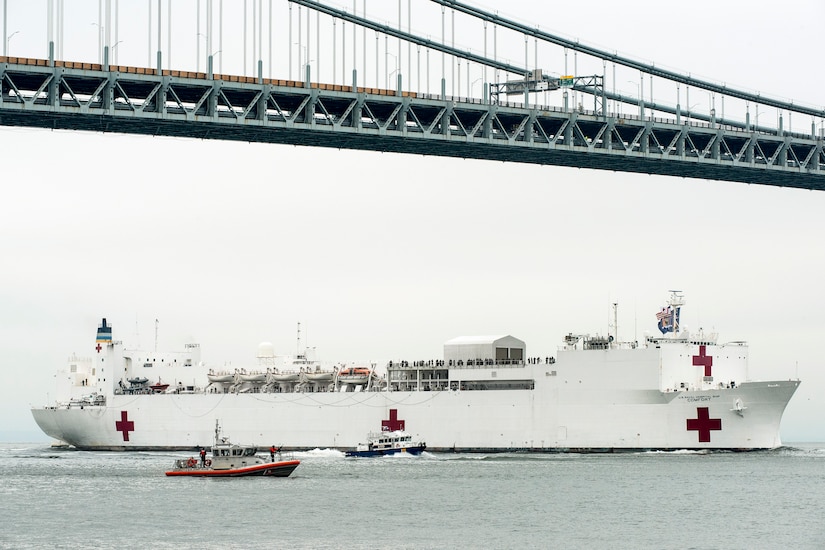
[31, 292, 799, 452]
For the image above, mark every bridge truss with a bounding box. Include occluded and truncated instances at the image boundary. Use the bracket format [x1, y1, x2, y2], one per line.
[1, 57, 823, 191]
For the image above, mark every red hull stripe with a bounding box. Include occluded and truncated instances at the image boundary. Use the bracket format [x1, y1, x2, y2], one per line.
[165, 460, 300, 477]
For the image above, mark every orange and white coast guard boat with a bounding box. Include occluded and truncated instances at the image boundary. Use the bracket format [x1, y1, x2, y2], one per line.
[32, 292, 800, 453]
[165, 421, 299, 477]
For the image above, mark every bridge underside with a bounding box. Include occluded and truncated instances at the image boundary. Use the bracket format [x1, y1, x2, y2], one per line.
[2, 59, 823, 191]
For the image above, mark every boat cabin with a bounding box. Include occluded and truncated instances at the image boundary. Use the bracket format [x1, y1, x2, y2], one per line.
[206, 423, 268, 470]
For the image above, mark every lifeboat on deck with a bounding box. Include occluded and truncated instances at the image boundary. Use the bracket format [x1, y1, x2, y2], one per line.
[240, 371, 267, 383]
[207, 371, 234, 383]
[305, 368, 335, 382]
[150, 380, 170, 392]
[272, 371, 300, 382]
[338, 367, 371, 385]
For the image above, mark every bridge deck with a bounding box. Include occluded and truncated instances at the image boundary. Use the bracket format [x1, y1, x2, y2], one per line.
[1, 56, 823, 191]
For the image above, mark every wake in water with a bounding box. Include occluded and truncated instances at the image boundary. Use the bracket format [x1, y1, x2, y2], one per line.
[772, 444, 825, 456]
[298, 448, 442, 460]
[641, 449, 711, 455]
[296, 448, 345, 459]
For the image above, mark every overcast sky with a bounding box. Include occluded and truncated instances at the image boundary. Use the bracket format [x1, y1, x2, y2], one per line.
[2, 0, 824, 442]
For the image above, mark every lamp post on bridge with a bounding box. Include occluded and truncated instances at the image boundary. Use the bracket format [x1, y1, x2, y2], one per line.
[208, 50, 221, 79]
[5, 29, 18, 56]
[471, 77, 483, 102]
[388, 68, 399, 95]
[294, 43, 308, 83]
[626, 81, 642, 119]
[755, 109, 765, 132]
[302, 58, 314, 86]
[385, 52, 397, 90]
[471, 77, 482, 94]
[110, 40, 123, 66]
[2, 0, 6, 56]
[686, 104, 700, 123]
[197, 33, 209, 73]
[91, 23, 103, 64]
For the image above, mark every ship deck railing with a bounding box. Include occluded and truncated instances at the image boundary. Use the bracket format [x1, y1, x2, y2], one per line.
[388, 359, 540, 370]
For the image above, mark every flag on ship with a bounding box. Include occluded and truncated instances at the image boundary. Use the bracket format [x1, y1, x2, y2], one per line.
[656, 306, 680, 334]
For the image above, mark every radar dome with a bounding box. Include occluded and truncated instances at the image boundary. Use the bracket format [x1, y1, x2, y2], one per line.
[257, 342, 275, 358]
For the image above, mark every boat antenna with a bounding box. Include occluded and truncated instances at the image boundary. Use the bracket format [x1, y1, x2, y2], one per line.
[611, 302, 618, 345]
[297, 321, 301, 356]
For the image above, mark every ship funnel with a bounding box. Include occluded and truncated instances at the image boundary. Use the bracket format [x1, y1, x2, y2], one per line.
[96, 318, 113, 343]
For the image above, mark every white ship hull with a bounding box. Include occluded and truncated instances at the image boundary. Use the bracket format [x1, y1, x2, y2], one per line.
[32, 379, 797, 451]
[31, 297, 800, 452]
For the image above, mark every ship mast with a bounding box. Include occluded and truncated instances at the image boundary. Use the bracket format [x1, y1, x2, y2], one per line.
[296, 321, 302, 358]
[610, 302, 618, 346]
[667, 290, 685, 336]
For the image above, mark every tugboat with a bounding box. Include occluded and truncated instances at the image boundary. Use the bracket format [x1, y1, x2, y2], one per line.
[165, 421, 300, 477]
[345, 430, 427, 458]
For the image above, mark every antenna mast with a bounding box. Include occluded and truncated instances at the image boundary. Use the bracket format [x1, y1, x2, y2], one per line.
[667, 290, 685, 335]
[296, 321, 301, 356]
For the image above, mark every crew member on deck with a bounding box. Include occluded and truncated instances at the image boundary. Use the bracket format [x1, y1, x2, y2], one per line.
[270, 445, 277, 462]
[199, 447, 206, 467]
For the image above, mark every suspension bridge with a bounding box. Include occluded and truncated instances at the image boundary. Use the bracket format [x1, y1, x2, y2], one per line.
[1, 0, 823, 190]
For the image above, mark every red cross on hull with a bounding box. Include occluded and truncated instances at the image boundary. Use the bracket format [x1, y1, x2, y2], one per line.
[381, 409, 405, 432]
[686, 407, 722, 443]
[115, 411, 135, 442]
[692, 345, 713, 377]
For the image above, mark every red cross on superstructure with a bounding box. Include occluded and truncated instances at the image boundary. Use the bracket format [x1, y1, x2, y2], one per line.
[692, 345, 713, 377]
[115, 411, 135, 442]
[95, 343, 102, 353]
[686, 407, 722, 443]
[381, 409, 405, 432]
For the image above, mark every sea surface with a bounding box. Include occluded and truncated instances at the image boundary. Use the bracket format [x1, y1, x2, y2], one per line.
[1, 443, 824, 550]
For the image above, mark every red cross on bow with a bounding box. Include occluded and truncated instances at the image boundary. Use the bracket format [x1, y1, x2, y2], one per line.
[381, 409, 405, 432]
[692, 345, 713, 377]
[95, 343, 102, 353]
[115, 411, 135, 442]
[686, 407, 722, 443]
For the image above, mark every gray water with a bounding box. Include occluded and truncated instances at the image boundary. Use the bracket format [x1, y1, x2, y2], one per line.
[1, 443, 824, 549]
